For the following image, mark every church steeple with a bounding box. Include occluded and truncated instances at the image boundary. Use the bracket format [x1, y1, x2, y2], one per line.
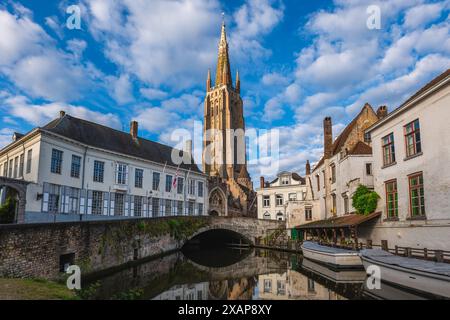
[215, 21, 232, 87]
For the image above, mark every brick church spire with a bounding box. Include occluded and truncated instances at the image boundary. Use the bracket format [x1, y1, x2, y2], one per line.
[215, 21, 232, 87]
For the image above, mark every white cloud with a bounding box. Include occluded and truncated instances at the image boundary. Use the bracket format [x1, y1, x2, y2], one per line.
[403, 2, 446, 29]
[134, 107, 180, 133]
[108, 73, 134, 105]
[140, 87, 168, 100]
[262, 72, 289, 86]
[1, 94, 121, 129]
[0, 128, 15, 149]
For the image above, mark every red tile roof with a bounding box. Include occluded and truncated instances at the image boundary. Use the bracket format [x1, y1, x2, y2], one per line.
[295, 211, 381, 229]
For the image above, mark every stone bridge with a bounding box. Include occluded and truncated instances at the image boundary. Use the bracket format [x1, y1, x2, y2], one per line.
[0, 216, 285, 279]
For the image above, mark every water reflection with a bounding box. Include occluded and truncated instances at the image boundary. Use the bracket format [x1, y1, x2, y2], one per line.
[79, 247, 429, 300]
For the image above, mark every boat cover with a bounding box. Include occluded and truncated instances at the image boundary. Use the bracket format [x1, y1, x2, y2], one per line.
[360, 249, 450, 277]
[302, 241, 359, 255]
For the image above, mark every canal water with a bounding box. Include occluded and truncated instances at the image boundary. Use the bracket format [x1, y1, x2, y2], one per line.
[78, 245, 433, 300]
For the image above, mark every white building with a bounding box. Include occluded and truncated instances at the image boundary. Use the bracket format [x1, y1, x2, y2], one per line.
[0, 111, 208, 223]
[361, 69, 450, 250]
[256, 171, 316, 229]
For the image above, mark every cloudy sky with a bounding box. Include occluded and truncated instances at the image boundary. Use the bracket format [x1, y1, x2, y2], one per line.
[0, 0, 449, 180]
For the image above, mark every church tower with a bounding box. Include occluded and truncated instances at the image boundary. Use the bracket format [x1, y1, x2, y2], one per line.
[203, 21, 250, 186]
[203, 21, 255, 217]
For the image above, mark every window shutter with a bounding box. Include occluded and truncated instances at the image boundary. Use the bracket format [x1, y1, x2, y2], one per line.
[115, 163, 119, 184]
[130, 195, 135, 217]
[64, 186, 70, 214]
[143, 197, 148, 217]
[125, 194, 130, 216]
[110, 193, 115, 216]
[125, 166, 129, 185]
[79, 189, 86, 214]
[103, 192, 109, 215]
[87, 190, 93, 215]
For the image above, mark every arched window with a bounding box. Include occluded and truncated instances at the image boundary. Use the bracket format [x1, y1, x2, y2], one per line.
[276, 211, 284, 221]
[263, 212, 271, 219]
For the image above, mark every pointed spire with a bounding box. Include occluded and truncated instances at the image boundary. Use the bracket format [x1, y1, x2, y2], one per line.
[215, 19, 232, 87]
[206, 69, 211, 92]
[236, 70, 240, 93]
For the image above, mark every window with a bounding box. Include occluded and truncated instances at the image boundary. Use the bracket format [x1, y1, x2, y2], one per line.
[92, 191, 103, 215]
[48, 184, 60, 214]
[332, 194, 337, 216]
[26, 149, 32, 174]
[264, 279, 272, 293]
[3, 162, 7, 176]
[0, 164, 2, 177]
[382, 133, 396, 166]
[307, 278, 315, 293]
[51, 149, 63, 174]
[409, 173, 425, 217]
[152, 198, 160, 217]
[188, 201, 194, 215]
[135, 169, 143, 188]
[276, 212, 283, 221]
[343, 194, 349, 214]
[93, 161, 104, 183]
[165, 199, 172, 216]
[364, 132, 371, 143]
[277, 280, 285, 295]
[198, 203, 203, 215]
[68, 187, 79, 214]
[116, 163, 128, 185]
[366, 163, 372, 176]
[13, 156, 18, 178]
[177, 177, 184, 194]
[188, 179, 195, 195]
[404, 119, 421, 158]
[322, 171, 326, 188]
[198, 181, 204, 197]
[305, 207, 312, 221]
[8, 159, 12, 177]
[19, 154, 24, 177]
[276, 194, 283, 206]
[165, 175, 173, 192]
[134, 196, 143, 217]
[281, 176, 289, 185]
[114, 193, 124, 216]
[263, 195, 270, 207]
[152, 172, 160, 191]
[331, 164, 336, 183]
[385, 180, 398, 218]
[288, 193, 297, 201]
[316, 175, 320, 191]
[71, 155, 81, 178]
[177, 201, 183, 215]
[263, 212, 271, 219]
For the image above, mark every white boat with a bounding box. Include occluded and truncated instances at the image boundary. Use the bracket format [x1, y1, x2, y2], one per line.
[301, 241, 363, 269]
[360, 249, 450, 298]
[302, 257, 367, 283]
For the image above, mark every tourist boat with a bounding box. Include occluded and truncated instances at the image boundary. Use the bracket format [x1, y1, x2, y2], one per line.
[302, 257, 366, 283]
[300, 241, 363, 269]
[360, 249, 450, 298]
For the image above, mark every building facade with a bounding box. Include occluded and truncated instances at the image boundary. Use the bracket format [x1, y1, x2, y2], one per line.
[0, 112, 208, 223]
[360, 69, 450, 250]
[256, 170, 317, 229]
[203, 22, 256, 217]
[310, 103, 382, 220]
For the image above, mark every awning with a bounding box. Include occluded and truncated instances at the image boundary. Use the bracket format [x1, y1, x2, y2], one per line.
[295, 211, 381, 230]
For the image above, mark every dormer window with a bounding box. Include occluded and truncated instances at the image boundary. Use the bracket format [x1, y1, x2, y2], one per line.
[281, 176, 289, 185]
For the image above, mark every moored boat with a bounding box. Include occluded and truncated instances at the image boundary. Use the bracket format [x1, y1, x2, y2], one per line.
[301, 241, 363, 269]
[360, 249, 450, 298]
[302, 257, 367, 283]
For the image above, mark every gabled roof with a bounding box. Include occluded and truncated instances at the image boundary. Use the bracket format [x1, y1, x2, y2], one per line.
[348, 141, 372, 155]
[40, 115, 202, 173]
[312, 103, 376, 172]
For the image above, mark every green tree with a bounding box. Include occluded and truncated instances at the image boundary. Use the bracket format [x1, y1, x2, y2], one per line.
[0, 197, 17, 224]
[352, 185, 379, 215]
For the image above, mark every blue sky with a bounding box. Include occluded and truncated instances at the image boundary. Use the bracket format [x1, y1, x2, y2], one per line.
[0, 0, 449, 180]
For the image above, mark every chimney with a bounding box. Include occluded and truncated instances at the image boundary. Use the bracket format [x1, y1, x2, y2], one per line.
[305, 160, 311, 176]
[323, 117, 333, 159]
[260, 176, 265, 189]
[184, 139, 193, 156]
[59, 110, 66, 118]
[206, 69, 211, 92]
[130, 120, 138, 139]
[376, 105, 388, 119]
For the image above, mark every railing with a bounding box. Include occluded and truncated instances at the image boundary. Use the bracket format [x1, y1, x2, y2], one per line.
[256, 236, 450, 263]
